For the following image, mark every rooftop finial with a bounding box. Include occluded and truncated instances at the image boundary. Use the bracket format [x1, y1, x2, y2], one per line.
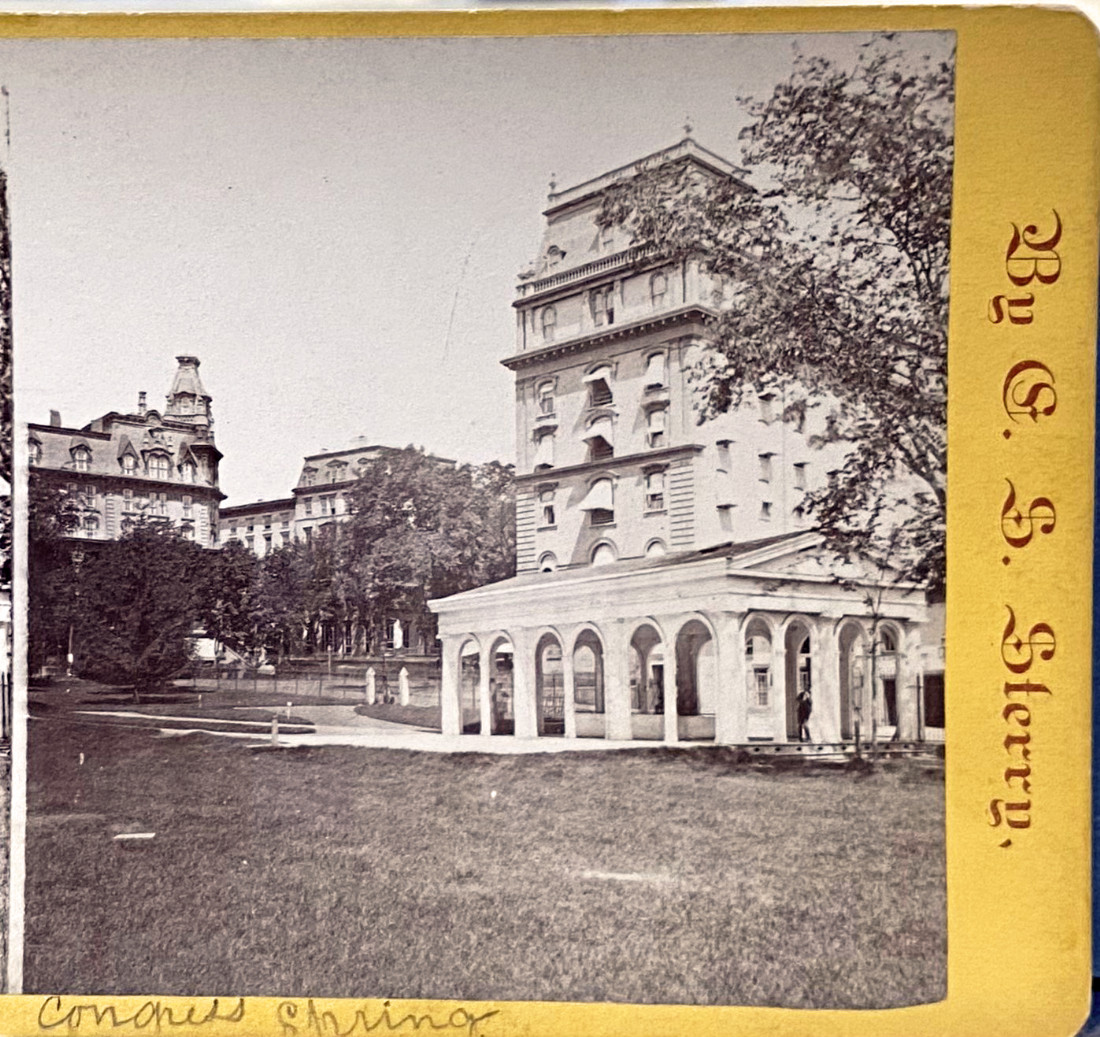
[683, 115, 694, 139]
[548, 172, 557, 196]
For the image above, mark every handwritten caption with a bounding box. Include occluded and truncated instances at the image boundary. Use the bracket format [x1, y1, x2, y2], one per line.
[989, 210, 1061, 848]
[36, 997, 500, 1037]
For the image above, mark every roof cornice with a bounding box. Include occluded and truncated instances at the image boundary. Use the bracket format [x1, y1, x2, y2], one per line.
[501, 305, 716, 371]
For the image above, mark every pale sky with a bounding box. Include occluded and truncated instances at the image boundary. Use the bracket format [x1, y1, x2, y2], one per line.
[7, 31, 952, 506]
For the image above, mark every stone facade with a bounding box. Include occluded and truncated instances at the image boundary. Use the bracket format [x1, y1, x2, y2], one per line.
[29, 356, 224, 547]
[430, 138, 943, 745]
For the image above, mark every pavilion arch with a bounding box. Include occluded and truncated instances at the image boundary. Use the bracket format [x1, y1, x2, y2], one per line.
[874, 621, 905, 728]
[742, 614, 776, 716]
[534, 629, 566, 737]
[571, 624, 607, 736]
[457, 634, 483, 734]
[837, 620, 869, 740]
[783, 616, 815, 741]
[628, 618, 668, 725]
[485, 632, 516, 735]
[672, 612, 719, 723]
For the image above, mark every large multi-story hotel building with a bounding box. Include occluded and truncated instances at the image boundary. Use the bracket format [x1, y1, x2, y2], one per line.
[430, 137, 943, 745]
[29, 355, 224, 547]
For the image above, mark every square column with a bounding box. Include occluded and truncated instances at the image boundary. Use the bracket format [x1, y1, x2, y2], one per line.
[478, 643, 493, 735]
[562, 642, 577, 739]
[512, 629, 538, 738]
[439, 637, 463, 736]
[663, 639, 679, 744]
[771, 637, 788, 742]
[604, 620, 632, 741]
[896, 626, 921, 741]
[813, 620, 841, 744]
[715, 612, 747, 744]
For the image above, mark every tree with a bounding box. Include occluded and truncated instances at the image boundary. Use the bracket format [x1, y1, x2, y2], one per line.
[601, 37, 952, 592]
[73, 522, 208, 699]
[198, 538, 261, 659]
[27, 473, 80, 672]
[342, 448, 515, 647]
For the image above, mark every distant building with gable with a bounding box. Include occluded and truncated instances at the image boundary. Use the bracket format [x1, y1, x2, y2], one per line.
[29, 355, 224, 547]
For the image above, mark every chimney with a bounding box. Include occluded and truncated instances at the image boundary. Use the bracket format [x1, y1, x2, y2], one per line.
[138, 391, 147, 416]
[49, 409, 61, 427]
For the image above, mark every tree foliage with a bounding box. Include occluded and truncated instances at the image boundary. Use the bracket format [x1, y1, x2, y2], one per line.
[341, 449, 516, 645]
[73, 522, 209, 696]
[601, 37, 952, 591]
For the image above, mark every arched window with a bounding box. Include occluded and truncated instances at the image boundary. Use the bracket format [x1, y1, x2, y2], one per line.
[533, 430, 555, 470]
[646, 407, 667, 449]
[650, 271, 668, 306]
[644, 470, 665, 511]
[121, 453, 137, 474]
[589, 286, 615, 327]
[71, 445, 91, 472]
[645, 539, 667, 558]
[584, 417, 614, 461]
[537, 380, 555, 416]
[591, 542, 616, 567]
[584, 364, 614, 407]
[538, 552, 558, 573]
[745, 620, 773, 708]
[644, 351, 667, 389]
[541, 306, 557, 341]
[538, 487, 556, 527]
[580, 478, 614, 527]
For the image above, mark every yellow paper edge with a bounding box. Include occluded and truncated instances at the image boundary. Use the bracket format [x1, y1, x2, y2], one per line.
[4, 6, 1098, 1036]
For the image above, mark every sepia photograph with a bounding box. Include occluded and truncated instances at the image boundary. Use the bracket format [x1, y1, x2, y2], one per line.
[14, 29, 951, 1009]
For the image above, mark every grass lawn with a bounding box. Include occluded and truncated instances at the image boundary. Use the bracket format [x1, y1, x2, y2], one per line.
[25, 714, 945, 1008]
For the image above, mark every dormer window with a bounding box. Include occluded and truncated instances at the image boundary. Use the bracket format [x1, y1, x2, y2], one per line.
[301, 467, 317, 487]
[590, 286, 615, 327]
[149, 454, 170, 480]
[583, 364, 614, 407]
[541, 306, 557, 342]
[28, 438, 41, 465]
[180, 461, 196, 484]
[645, 351, 667, 389]
[650, 271, 668, 307]
[599, 222, 614, 252]
[120, 453, 137, 474]
[546, 245, 565, 271]
[71, 445, 92, 472]
[646, 408, 667, 449]
[584, 417, 614, 462]
[537, 380, 555, 416]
